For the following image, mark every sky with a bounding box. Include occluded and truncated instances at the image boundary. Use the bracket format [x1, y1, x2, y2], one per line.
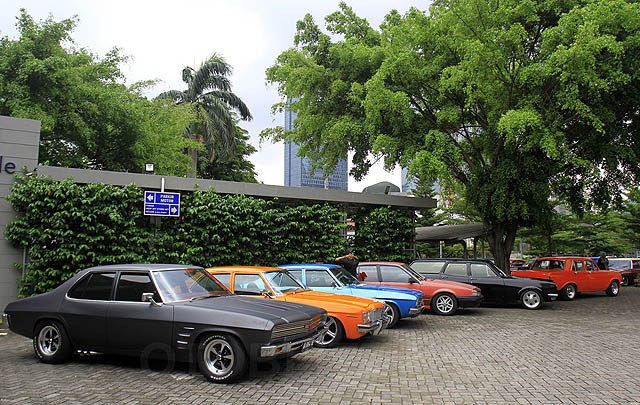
[1, 0, 429, 191]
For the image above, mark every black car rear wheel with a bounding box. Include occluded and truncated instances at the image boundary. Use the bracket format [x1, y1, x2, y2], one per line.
[560, 284, 577, 300]
[314, 317, 344, 348]
[383, 303, 400, 328]
[606, 280, 620, 297]
[520, 289, 543, 310]
[431, 293, 458, 316]
[33, 320, 72, 364]
[197, 334, 247, 383]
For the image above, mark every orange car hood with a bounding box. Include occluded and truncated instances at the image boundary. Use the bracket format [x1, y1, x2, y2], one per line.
[277, 290, 382, 311]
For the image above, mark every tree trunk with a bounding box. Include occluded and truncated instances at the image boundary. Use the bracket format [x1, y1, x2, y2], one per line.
[485, 221, 518, 274]
[188, 147, 198, 178]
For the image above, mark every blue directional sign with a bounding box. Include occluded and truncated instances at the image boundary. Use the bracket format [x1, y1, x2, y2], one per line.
[144, 191, 180, 217]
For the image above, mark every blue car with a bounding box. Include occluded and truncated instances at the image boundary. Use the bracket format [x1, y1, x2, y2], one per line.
[279, 264, 424, 328]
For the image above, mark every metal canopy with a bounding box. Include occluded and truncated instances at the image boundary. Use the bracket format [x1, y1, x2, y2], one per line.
[415, 223, 485, 242]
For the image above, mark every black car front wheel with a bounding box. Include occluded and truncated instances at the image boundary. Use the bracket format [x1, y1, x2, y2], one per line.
[606, 280, 620, 297]
[520, 289, 543, 310]
[197, 334, 247, 383]
[33, 320, 73, 364]
[431, 293, 458, 316]
[314, 317, 344, 348]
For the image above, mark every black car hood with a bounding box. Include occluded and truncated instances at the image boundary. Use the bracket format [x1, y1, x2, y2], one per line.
[182, 294, 324, 323]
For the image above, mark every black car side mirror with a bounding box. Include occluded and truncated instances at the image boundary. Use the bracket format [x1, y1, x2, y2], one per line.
[141, 292, 162, 307]
[408, 278, 417, 284]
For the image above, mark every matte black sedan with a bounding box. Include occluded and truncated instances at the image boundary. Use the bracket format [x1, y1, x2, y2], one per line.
[2, 264, 327, 383]
[410, 259, 558, 310]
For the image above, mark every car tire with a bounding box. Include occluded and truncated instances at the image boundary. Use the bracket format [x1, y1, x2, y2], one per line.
[383, 302, 400, 328]
[605, 280, 620, 297]
[560, 284, 577, 301]
[520, 289, 543, 310]
[622, 276, 629, 287]
[314, 317, 344, 348]
[197, 334, 247, 383]
[431, 293, 458, 316]
[33, 320, 73, 364]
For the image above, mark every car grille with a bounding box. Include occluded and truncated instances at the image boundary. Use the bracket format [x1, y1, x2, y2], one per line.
[371, 306, 383, 321]
[271, 314, 324, 339]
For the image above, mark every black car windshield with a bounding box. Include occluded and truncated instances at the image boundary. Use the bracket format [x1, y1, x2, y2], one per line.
[329, 266, 359, 286]
[609, 260, 631, 270]
[154, 269, 230, 302]
[264, 271, 307, 294]
[401, 264, 425, 281]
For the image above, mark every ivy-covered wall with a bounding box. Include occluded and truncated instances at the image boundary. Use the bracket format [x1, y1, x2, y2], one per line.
[6, 176, 417, 297]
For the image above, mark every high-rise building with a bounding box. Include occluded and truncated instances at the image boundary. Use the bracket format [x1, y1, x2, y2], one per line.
[284, 100, 348, 190]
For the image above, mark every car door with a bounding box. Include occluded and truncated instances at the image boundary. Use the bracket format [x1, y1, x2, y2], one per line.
[59, 271, 115, 350]
[439, 262, 470, 284]
[379, 265, 418, 288]
[469, 263, 505, 302]
[570, 260, 589, 291]
[584, 259, 608, 291]
[305, 269, 340, 293]
[357, 265, 381, 284]
[107, 272, 173, 352]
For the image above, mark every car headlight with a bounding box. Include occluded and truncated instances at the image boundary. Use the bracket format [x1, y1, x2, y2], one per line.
[471, 289, 481, 296]
[416, 297, 422, 308]
[362, 310, 373, 323]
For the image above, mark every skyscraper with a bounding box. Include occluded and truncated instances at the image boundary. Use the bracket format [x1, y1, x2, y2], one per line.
[284, 100, 348, 190]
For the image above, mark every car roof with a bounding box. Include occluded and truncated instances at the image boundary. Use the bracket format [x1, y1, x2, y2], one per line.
[85, 264, 202, 272]
[279, 264, 340, 269]
[358, 261, 405, 265]
[207, 266, 281, 273]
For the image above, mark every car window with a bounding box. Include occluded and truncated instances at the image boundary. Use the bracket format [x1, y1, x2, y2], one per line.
[68, 272, 115, 300]
[443, 263, 467, 276]
[585, 260, 598, 271]
[287, 270, 303, 283]
[211, 273, 231, 288]
[573, 261, 585, 271]
[634, 260, 640, 270]
[380, 265, 410, 283]
[234, 274, 267, 296]
[115, 273, 160, 302]
[411, 261, 445, 274]
[154, 269, 229, 302]
[358, 266, 379, 282]
[609, 260, 630, 270]
[305, 269, 335, 287]
[470, 264, 498, 277]
[533, 260, 565, 270]
[330, 266, 358, 286]
[266, 271, 304, 293]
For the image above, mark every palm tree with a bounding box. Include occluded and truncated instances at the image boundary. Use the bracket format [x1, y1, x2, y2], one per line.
[157, 53, 252, 176]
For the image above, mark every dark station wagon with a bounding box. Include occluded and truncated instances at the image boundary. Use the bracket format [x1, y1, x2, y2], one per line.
[2, 264, 327, 383]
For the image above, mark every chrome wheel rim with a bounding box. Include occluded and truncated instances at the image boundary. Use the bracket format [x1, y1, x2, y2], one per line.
[611, 283, 619, 295]
[523, 291, 541, 308]
[435, 295, 454, 314]
[383, 304, 395, 322]
[203, 339, 234, 376]
[566, 285, 576, 299]
[37, 325, 60, 356]
[316, 317, 337, 346]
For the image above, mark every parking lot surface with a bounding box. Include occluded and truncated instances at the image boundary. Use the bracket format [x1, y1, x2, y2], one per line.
[2, 287, 640, 404]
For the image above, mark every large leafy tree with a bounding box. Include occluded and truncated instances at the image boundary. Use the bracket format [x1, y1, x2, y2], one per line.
[263, 0, 640, 271]
[197, 124, 258, 182]
[157, 54, 252, 176]
[0, 10, 196, 175]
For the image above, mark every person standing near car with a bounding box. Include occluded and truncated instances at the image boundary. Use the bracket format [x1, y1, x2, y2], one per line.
[335, 253, 360, 278]
[598, 252, 609, 270]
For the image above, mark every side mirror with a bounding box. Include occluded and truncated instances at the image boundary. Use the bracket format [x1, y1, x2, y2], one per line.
[408, 278, 417, 284]
[142, 292, 162, 307]
[260, 289, 272, 298]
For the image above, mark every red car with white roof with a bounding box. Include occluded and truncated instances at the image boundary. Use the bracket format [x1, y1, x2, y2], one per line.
[511, 257, 622, 300]
[356, 262, 482, 316]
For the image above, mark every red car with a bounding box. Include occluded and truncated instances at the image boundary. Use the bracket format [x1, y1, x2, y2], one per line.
[511, 257, 622, 300]
[608, 258, 640, 286]
[356, 262, 482, 316]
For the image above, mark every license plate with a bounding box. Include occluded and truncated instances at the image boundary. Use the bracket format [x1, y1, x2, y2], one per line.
[302, 340, 312, 350]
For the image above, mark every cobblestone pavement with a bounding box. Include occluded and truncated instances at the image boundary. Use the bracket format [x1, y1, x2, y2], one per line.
[2, 287, 640, 404]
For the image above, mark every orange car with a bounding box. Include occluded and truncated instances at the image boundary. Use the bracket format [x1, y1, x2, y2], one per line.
[207, 266, 387, 348]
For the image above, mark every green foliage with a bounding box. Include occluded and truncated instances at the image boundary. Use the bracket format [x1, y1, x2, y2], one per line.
[0, 10, 196, 176]
[351, 206, 415, 262]
[197, 125, 258, 182]
[263, 0, 640, 270]
[5, 176, 347, 296]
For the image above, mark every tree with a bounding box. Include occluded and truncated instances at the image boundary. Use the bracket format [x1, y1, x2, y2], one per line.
[0, 10, 196, 175]
[197, 124, 258, 182]
[157, 54, 252, 176]
[263, 1, 640, 271]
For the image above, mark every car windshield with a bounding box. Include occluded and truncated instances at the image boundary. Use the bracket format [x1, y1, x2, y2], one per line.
[609, 260, 631, 270]
[532, 260, 565, 270]
[329, 266, 358, 286]
[154, 268, 230, 302]
[401, 264, 425, 281]
[264, 271, 307, 294]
